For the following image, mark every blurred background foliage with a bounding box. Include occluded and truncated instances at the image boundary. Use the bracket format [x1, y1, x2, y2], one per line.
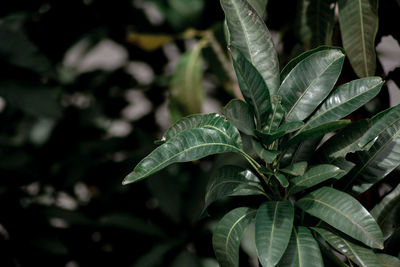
[0, 0, 400, 266]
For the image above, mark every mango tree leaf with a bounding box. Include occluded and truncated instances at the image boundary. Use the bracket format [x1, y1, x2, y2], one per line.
[371, 184, 400, 240]
[123, 127, 243, 184]
[278, 226, 323, 267]
[163, 113, 241, 144]
[274, 173, 289, 188]
[284, 120, 350, 147]
[255, 201, 294, 267]
[204, 165, 265, 212]
[212, 207, 257, 267]
[280, 162, 308, 177]
[346, 104, 400, 194]
[302, 77, 383, 131]
[230, 47, 271, 128]
[264, 95, 285, 133]
[280, 137, 322, 167]
[288, 165, 344, 195]
[312, 228, 381, 267]
[277, 48, 345, 122]
[169, 44, 204, 122]
[280, 46, 342, 81]
[222, 99, 255, 136]
[256, 121, 304, 146]
[338, 0, 379, 77]
[248, 0, 268, 17]
[376, 254, 400, 267]
[221, 0, 280, 93]
[298, 0, 335, 50]
[329, 158, 355, 179]
[296, 186, 384, 249]
[252, 139, 281, 164]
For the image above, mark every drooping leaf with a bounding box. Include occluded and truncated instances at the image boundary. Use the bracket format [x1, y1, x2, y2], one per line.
[296, 186, 384, 249]
[274, 173, 289, 188]
[316, 119, 370, 162]
[288, 164, 344, 195]
[329, 158, 355, 179]
[162, 113, 241, 144]
[302, 77, 383, 131]
[230, 47, 271, 128]
[222, 99, 255, 136]
[277, 48, 345, 122]
[376, 254, 400, 267]
[169, 44, 204, 122]
[278, 226, 323, 267]
[298, 0, 336, 50]
[346, 104, 400, 194]
[204, 165, 265, 212]
[123, 127, 243, 184]
[221, 0, 280, 93]
[264, 95, 285, 133]
[312, 227, 381, 267]
[255, 201, 294, 267]
[284, 120, 350, 147]
[338, 0, 379, 77]
[212, 207, 257, 267]
[371, 184, 400, 240]
[280, 162, 308, 177]
[252, 139, 281, 164]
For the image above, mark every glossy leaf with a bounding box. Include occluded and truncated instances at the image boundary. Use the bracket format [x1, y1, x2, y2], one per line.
[222, 99, 256, 136]
[204, 166, 265, 212]
[252, 139, 281, 164]
[312, 228, 381, 267]
[285, 120, 350, 147]
[264, 95, 285, 133]
[248, 0, 268, 17]
[329, 158, 355, 179]
[376, 254, 400, 267]
[169, 45, 204, 122]
[371, 183, 400, 240]
[221, 0, 280, 93]
[278, 226, 323, 267]
[302, 77, 383, 131]
[347, 104, 400, 194]
[277, 48, 345, 122]
[338, 0, 379, 77]
[231, 48, 271, 128]
[212, 207, 257, 267]
[288, 164, 344, 195]
[124, 127, 243, 184]
[281, 137, 322, 166]
[163, 113, 241, 143]
[280, 162, 308, 177]
[255, 201, 294, 267]
[298, 0, 335, 49]
[256, 121, 304, 146]
[274, 173, 289, 188]
[297, 187, 384, 249]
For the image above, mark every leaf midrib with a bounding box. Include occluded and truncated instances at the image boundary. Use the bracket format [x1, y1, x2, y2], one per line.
[290, 169, 340, 193]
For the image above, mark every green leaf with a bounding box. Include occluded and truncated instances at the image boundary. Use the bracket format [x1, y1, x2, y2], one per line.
[274, 173, 289, 188]
[338, 0, 379, 77]
[328, 158, 355, 179]
[298, 0, 335, 49]
[281, 137, 322, 166]
[316, 120, 370, 161]
[302, 77, 383, 131]
[280, 46, 342, 81]
[371, 184, 400, 240]
[230, 47, 271, 128]
[280, 162, 308, 177]
[252, 139, 281, 164]
[347, 104, 400, 194]
[264, 95, 285, 134]
[169, 44, 204, 122]
[285, 120, 350, 147]
[256, 121, 304, 146]
[247, 0, 268, 17]
[376, 254, 400, 267]
[277, 48, 345, 122]
[204, 165, 265, 212]
[288, 164, 344, 195]
[163, 113, 241, 144]
[221, 0, 280, 93]
[278, 226, 323, 267]
[212, 207, 257, 267]
[123, 127, 243, 184]
[312, 227, 381, 267]
[296, 187, 384, 249]
[255, 201, 294, 267]
[222, 99, 256, 136]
